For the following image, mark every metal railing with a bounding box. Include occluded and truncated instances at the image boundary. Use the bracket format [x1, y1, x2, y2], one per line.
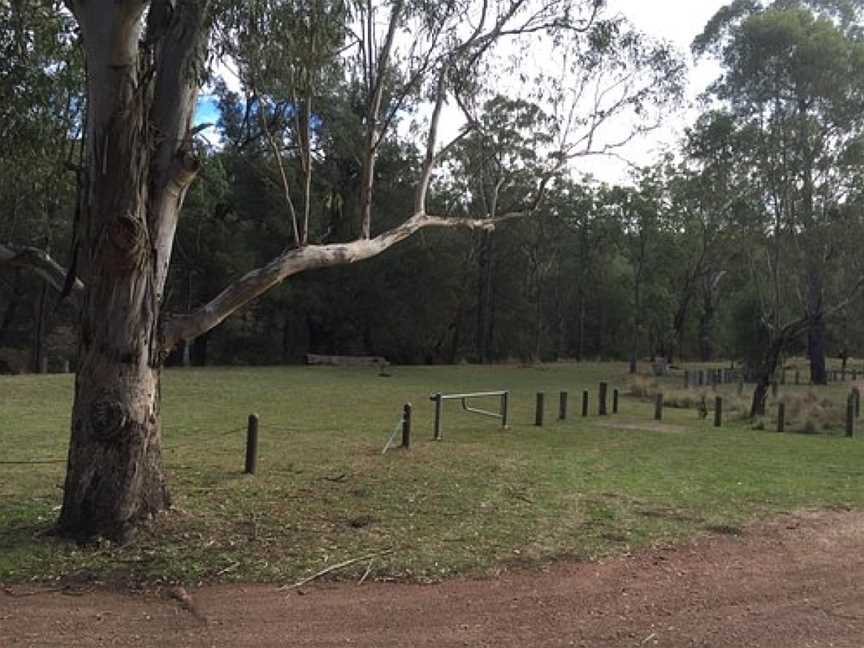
[429, 390, 509, 440]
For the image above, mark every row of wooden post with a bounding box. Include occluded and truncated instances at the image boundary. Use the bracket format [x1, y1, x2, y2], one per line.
[685, 367, 864, 389]
[242, 386, 864, 474]
[534, 382, 619, 426]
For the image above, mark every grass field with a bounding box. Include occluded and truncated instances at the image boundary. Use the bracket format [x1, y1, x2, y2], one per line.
[2, 362, 864, 587]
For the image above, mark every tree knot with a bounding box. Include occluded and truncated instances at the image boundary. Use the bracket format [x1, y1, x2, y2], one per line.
[90, 398, 129, 443]
[106, 216, 147, 270]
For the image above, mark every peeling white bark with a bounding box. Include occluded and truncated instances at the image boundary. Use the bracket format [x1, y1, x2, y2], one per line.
[161, 210, 524, 350]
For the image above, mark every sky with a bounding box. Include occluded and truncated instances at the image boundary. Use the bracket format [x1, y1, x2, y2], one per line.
[196, 0, 732, 185]
[570, 0, 730, 183]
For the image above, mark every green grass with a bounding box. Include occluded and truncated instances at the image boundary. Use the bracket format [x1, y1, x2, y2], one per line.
[2, 362, 864, 586]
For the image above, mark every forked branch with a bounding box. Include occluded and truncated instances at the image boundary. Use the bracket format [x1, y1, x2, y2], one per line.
[160, 209, 528, 351]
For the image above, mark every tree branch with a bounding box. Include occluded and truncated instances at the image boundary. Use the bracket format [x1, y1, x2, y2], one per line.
[160, 210, 521, 351]
[0, 242, 83, 306]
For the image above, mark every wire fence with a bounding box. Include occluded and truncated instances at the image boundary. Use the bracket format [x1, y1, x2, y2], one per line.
[0, 422, 295, 465]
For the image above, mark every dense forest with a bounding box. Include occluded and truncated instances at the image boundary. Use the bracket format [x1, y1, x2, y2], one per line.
[3, 0, 864, 376]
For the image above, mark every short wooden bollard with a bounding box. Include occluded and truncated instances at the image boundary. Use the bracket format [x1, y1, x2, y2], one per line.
[402, 403, 412, 449]
[714, 396, 722, 427]
[613, 388, 619, 414]
[846, 395, 855, 438]
[598, 382, 608, 416]
[535, 392, 545, 427]
[654, 393, 663, 421]
[582, 390, 589, 417]
[684, 370, 689, 388]
[854, 388, 861, 419]
[558, 391, 568, 421]
[795, 370, 800, 385]
[245, 413, 259, 475]
[433, 393, 443, 441]
[502, 392, 510, 428]
[777, 403, 785, 434]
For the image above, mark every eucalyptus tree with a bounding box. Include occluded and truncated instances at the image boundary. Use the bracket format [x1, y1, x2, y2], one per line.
[694, 0, 864, 386]
[671, 111, 750, 361]
[0, 0, 684, 542]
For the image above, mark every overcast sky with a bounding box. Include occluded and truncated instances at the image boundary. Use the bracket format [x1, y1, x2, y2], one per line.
[569, 0, 730, 183]
[198, 1, 733, 185]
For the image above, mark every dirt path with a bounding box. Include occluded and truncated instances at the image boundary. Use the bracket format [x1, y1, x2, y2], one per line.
[3, 510, 864, 647]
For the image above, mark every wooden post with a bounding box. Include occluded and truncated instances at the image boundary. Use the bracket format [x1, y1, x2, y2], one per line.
[613, 388, 619, 414]
[698, 370, 704, 386]
[684, 370, 689, 388]
[245, 413, 259, 475]
[846, 394, 855, 438]
[558, 391, 568, 421]
[654, 393, 663, 421]
[777, 403, 785, 434]
[853, 387, 861, 419]
[795, 370, 800, 385]
[842, 368, 847, 382]
[402, 403, 412, 449]
[598, 382, 608, 416]
[582, 390, 589, 417]
[501, 391, 510, 428]
[432, 393, 443, 441]
[771, 381, 778, 398]
[714, 396, 722, 427]
[535, 392, 545, 427]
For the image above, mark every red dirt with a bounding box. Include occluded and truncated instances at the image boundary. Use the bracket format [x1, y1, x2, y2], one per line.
[3, 510, 864, 647]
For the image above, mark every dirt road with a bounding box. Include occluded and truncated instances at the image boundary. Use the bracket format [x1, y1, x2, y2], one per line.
[3, 510, 863, 647]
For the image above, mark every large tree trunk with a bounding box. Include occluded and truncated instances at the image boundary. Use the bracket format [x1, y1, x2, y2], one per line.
[59, 356, 168, 541]
[57, 0, 205, 541]
[750, 337, 784, 418]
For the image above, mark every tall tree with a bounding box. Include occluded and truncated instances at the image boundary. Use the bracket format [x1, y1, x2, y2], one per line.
[694, 0, 864, 386]
[1, 0, 683, 541]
